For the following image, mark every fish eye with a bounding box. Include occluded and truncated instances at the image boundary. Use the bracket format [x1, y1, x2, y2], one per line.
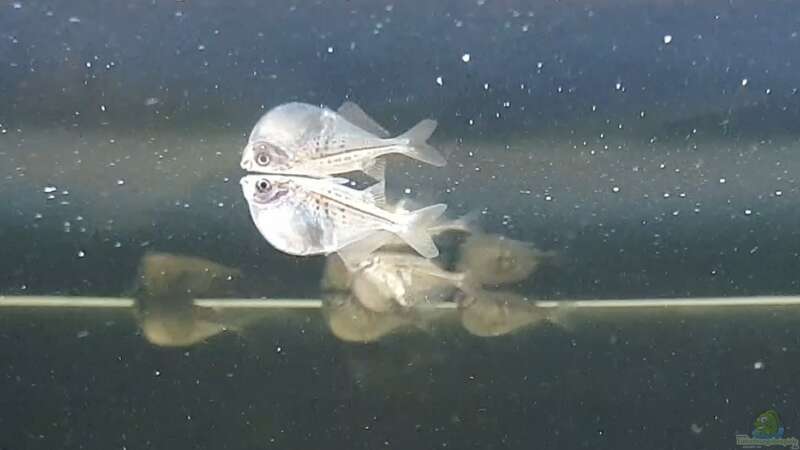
[256, 179, 271, 192]
[760, 417, 768, 423]
[255, 152, 270, 166]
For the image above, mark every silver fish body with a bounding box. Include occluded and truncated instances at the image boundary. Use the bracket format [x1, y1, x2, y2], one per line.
[240, 174, 447, 267]
[240, 102, 445, 179]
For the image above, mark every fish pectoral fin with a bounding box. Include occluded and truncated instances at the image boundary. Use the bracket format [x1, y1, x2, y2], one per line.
[362, 158, 386, 182]
[362, 178, 387, 207]
[337, 231, 395, 270]
[396, 119, 447, 167]
[396, 203, 448, 258]
[337, 101, 391, 138]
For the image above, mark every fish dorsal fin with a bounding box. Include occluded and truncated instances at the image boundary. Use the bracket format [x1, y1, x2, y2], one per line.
[337, 101, 391, 138]
[363, 179, 387, 207]
[362, 158, 386, 182]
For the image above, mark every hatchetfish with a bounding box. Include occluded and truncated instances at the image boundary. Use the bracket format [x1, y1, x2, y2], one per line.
[239, 102, 446, 180]
[240, 174, 447, 267]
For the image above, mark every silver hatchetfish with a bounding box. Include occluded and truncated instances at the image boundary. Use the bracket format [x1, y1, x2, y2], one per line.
[240, 174, 447, 267]
[239, 102, 446, 180]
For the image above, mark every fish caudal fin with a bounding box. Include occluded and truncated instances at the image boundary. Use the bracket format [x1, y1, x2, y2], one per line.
[396, 203, 448, 258]
[397, 119, 447, 167]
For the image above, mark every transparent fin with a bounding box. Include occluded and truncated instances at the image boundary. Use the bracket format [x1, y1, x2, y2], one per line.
[327, 176, 352, 185]
[362, 158, 386, 182]
[337, 231, 394, 270]
[430, 209, 482, 236]
[362, 178, 387, 207]
[396, 203, 448, 258]
[396, 119, 446, 167]
[337, 101, 391, 138]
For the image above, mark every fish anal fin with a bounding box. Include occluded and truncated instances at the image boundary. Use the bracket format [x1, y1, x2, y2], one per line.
[362, 179, 387, 207]
[337, 101, 391, 138]
[362, 158, 386, 182]
[337, 231, 394, 270]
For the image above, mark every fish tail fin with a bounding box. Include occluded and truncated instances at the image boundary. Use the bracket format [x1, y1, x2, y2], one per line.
[396, 203, 448, 258]
[396, 119, 447, 167]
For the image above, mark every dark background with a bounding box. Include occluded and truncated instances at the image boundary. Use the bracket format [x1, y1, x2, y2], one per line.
[1, 0, 799, 449]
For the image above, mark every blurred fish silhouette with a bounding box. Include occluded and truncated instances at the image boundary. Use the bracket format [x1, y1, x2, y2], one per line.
[132, 252, 248, 347]
[459, 290, 571, 337]
[457, 233, 557, 286]
[323, 293, 424, 343]
[240, 102, 445, 180]
[240, 174, 447, 268]
[351, 250, 479, 312]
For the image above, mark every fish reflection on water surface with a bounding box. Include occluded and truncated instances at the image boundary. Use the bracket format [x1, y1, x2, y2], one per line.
[240, 174, 447, 267]
[132, 252, 251, 347]
[322, 293, 442, 343]
[240, 102, 446, 180]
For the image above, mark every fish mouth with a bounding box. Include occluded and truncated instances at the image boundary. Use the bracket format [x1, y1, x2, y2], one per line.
[240, 157, 253, 171]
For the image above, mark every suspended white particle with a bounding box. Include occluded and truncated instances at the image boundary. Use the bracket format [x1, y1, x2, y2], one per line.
[461, 53, 471, 63]
[435, 76, 443, 86]
[663, 34, 673, 44]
